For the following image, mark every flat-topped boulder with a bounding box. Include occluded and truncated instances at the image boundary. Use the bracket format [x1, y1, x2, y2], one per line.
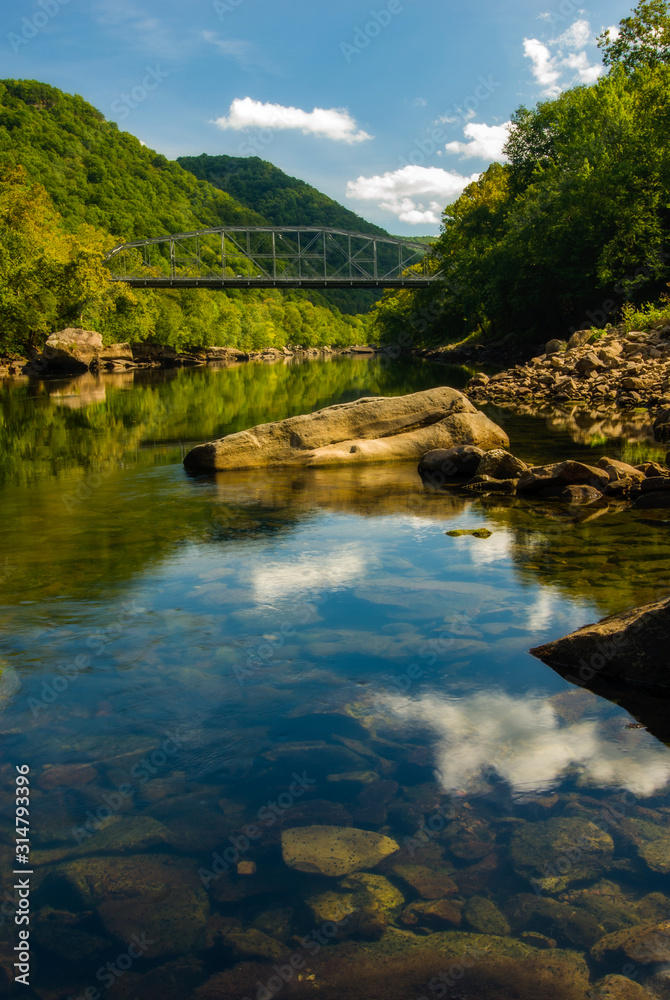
[183, 387, 508, 473]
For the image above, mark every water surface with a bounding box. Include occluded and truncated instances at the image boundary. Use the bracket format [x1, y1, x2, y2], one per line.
[1, 357, 669, 1000]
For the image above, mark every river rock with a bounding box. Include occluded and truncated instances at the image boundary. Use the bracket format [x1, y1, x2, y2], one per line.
[560, 484, 603, 504]
[418, 444, 485, 482]
[517, 461, 610, 493]
[400, 897, 463, 927]
[510, 818, 614, 893]
[596, 457, 645, 481]
[390, 864, 458, 899]
[281, 825, 399, 876]
[530, 593, 670, 690]
[475, 448, 527, 479]
[464, 896, 510, 935]
[183, 388, 508, 472]
[589, 974, 656, 999]
[41, 327, 103, 373]
[545, 339, 567, 355]
[591, 920, 670, 963]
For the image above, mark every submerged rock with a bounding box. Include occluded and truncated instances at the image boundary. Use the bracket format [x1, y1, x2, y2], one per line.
[588, 974, 655, 999]
[463, 895, 510, 936]
[530, 593, 670, 690]
[281, 825, 399, 877]
[184, 387, 508, 472]
[591, 919, 670, 963]
[622, 817, 670, 873]
[390, 864, 458, 900]
[510, 818, 614, 893]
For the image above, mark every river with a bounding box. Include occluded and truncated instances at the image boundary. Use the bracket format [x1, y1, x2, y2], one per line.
[1, 355, 669, 1000]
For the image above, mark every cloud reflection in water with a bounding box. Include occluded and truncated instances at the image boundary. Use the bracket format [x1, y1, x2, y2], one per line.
[382, 690, 670, 798]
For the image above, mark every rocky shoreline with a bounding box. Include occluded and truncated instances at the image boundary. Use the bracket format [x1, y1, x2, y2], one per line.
[464, 324, 670, 416]
[419, 444, 670, 509]
[0, 327, 378, 379]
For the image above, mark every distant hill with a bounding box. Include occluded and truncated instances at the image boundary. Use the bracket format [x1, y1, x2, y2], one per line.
[177, 154, 391, 236]
[0, 80, 265, 242]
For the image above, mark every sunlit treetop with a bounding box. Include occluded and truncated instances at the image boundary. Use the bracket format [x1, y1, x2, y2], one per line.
[598, 0, 670, 71]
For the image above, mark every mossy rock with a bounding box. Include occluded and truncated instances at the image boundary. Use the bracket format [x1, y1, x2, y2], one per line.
[464, 896, 510, 936]
[306, 874, 405, 941]
[445, 528, 492, 538]
[589, 974, 655, 999]
[508, 892, 605, 948]
[510, 817, 614, 893]
[626, 817, 670, 874]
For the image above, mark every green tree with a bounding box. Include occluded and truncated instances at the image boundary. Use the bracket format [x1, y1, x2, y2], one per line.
[598, 0, 670, 72]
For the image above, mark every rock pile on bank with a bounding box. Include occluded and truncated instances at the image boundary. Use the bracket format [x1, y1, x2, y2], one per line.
[419, 445, 670, 507]
[466, 325, 670, 410]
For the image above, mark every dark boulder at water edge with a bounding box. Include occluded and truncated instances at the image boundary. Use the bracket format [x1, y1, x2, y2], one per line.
[530, 595, 670, 692]
[183, 387, 509, 472]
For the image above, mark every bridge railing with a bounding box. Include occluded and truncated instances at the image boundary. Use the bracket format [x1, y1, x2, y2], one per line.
[103, 226, 439, 288]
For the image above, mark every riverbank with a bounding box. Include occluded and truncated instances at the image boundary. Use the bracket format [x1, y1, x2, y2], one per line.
[463, 324, 670, 413]
[0, 336, 378, 379]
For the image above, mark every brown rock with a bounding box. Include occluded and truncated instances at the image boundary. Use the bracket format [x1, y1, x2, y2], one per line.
[596, 457, 645, 482]
[560, 485, 603, 504]
[530, 593, 670, 690]
[517, 461, 610, 493]
[588, 974, 655, 999]
[42, 328, 103, 373]
[591, 920, 670, 964]
[476, 449, 527, 480]
[391, 864, 458, 900]
[567, 329, 594, 350]
[418, 445, 485, 482]
[575, 352, 604, 373]
[184, 388, 508, 472]
[400, 898, 462, 927]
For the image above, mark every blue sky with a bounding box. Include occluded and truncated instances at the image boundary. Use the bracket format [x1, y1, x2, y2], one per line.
[4, 0, 632, 234]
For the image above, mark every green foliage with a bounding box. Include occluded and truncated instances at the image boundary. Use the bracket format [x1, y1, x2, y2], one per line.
[620, 294, 670, 331]
[374, 59, 670, 349]
[0, 166, 113, 351]
[598, 0, 670, 72]
[0, 80, 370, 352]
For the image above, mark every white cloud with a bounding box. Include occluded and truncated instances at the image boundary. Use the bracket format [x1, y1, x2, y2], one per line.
[251, 547, 366, 604]
[414, 97, 427, 107]
[524, 37, 563, 96]
[445, 121, 511, 161]
[211, 97, 372, 144]
[524, 18, 603, 97]
[383, 690, 670, 798]
[557, 18, 592, 49]
[346, 165, 479, 225]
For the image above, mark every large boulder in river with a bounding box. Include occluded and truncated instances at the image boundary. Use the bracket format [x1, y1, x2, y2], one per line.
[184, 387, 508, 472]
[530, 594, 670, 690]
[42, 327, 103, 373]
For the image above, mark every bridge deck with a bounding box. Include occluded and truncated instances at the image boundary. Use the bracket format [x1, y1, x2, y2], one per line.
[110, 277, 436, 289]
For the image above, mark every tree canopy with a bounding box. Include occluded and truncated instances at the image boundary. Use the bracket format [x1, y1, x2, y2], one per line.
[598, 0, 670, 72]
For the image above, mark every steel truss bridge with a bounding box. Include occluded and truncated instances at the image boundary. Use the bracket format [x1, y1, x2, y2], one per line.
[104, 226, 438, 289]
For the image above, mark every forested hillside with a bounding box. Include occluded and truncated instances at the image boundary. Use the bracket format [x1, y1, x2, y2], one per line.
[373, 0, 670, 352]
[0, 80, 369, 353]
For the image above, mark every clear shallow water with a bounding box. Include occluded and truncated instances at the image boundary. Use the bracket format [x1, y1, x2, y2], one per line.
[1, 357, 670, 1000]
